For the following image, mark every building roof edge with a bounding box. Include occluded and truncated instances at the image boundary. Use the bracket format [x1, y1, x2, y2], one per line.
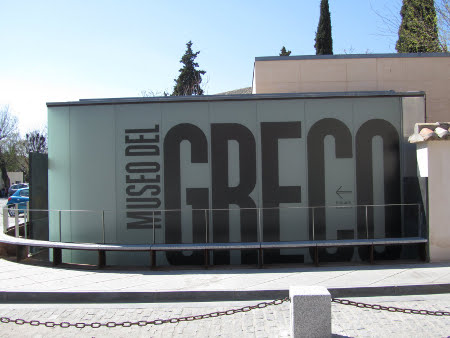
[255, 52, 450, 62]
[47, 91, 425, 107]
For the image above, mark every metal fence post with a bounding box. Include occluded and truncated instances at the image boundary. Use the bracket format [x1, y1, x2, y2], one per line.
[417, 204, 421, 237]
[101, 210, 105, 244]
[204, 209, 208, 243]
[312, 207, 315, 241]
[3, 207, 8, 234]
[257, 207, 262, 243]
[152, 211, 156, 244]
[24, 201, 29, 239]
[58, 210, 62, 242]
[204, 209, 209, 267]
[365, 205, 369, 239]
[257, 207, 263, 268]
[14, 203, 19, 237]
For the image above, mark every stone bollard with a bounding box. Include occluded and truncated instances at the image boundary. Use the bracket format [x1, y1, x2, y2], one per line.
[290, 286, 331, 338]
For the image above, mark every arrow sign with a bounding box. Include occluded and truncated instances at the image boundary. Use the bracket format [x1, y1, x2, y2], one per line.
[336, 186, 352, 199]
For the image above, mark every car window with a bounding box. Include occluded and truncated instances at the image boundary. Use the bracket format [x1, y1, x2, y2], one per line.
[20, 190, 29, 197]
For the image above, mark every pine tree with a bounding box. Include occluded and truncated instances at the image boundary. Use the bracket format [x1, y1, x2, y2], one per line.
[279, 46, 292, 56]
[396, 0, 442, 52]
[172, 41, 206, 96]
[314, 0, 333, 55]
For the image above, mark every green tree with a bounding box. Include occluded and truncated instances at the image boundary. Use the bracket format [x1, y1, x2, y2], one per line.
[314, 0, 333, 55]
[2, 134, 26, 173]
[279, 46, 292, 56]
[437, 0, 449, 50]
[396, 0, 442, 52]
[172, 41, 206, 96]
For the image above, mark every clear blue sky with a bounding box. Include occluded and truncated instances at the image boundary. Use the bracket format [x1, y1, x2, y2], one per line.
[0, 0, 402, 134]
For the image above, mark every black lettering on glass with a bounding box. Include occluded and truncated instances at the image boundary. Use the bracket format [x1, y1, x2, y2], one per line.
[307, 118, 354, 262]
[126, 162, 160, 173]
[125, 145, 160, 156]
[163, 124, 208, 265]
[125, 126, 159, 134]
[211, 123, 257, 265]
[126, 211, 161, 229]
[126, 174, 160, 184]
[184, 188, 210, 265]
[261, 122, 303, 263]
[356, 119, 401, 260]
[126, 185, 161, 196]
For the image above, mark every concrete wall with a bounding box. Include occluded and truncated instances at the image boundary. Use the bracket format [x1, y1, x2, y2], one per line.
[427, 141, 450, 262]
[253, 54, 450, 123]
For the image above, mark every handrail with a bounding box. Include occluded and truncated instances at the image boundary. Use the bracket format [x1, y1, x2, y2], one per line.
[7, 203, 421, 213]
[0, 231, 428, 268]
[0, 232, 428, 249]
[3, 203, 424, 248]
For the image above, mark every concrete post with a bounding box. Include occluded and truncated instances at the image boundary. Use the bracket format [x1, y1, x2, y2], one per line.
[290, 286, 331, 338]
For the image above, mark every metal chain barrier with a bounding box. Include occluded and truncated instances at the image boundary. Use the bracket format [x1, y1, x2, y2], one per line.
[0, 297, 290, 329]
[1, 296, 448, 329]
[332, 298, 450, 316]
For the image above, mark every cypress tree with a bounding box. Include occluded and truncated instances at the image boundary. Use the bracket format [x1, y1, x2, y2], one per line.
[396, 0, 442, 53]
[172, 41, 206, 96]
[279, 46, 292, 56]
[314, 0, 333, 55]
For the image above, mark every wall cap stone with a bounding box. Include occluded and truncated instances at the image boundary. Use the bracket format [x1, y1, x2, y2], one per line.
[409, 122, 450, 143]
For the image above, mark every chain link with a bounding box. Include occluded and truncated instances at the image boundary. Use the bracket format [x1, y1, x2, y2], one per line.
[0, 297, 290, 329]
[332, 298, 450, 316]
[1, 296, 448, 329]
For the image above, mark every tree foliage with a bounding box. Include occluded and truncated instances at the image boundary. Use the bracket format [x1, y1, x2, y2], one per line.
[279, 46, 292, 56]
[0, 106, 19, 188]
[0, 106, 48, 187]
[2, 134, 26, 173]
[25, 130, 47, 154]
[315, 0, 333, 55]
[396, 0, 443, 52]
[372, 0, 448, 51]
[140, 90, 169, 97]
[437, 0, 450, 50]
[172, 41, 206, 96]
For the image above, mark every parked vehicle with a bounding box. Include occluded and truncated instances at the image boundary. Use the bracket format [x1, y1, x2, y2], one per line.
[8, 183, 28, 197]
[7, 188, 29, 216]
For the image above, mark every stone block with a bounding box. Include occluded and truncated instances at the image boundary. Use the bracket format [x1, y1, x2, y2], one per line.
[290, 286, 331, 338]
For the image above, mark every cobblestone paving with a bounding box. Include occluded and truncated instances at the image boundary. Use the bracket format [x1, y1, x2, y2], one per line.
[332, 297, 450, 337]
[0, 296, 449, 337]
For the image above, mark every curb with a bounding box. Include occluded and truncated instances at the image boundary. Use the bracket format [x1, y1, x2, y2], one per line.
[0, 284, 449, 303]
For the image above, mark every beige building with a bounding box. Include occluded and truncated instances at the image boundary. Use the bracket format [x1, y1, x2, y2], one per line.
[0, 172, 24, 189]
[252, 53, 450, 262]
[410, 123, 450, 262]
[252, 53, 450, 122]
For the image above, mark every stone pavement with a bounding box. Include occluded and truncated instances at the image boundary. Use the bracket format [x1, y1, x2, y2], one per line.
[0, 258, 449, 301]
[0, 258, 449, 336]
[0, 295, 449, 337]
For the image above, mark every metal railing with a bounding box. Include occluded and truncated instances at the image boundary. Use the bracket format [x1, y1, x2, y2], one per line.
[3, 203, 424, 245]
[3, 202, 29, 238]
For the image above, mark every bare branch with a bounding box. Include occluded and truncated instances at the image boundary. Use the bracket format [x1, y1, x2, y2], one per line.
[0, 105, 18, 144]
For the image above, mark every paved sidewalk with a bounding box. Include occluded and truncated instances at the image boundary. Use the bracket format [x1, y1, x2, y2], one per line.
[0, 258, 449, 336]
[0, 258, 449, 302]
[0, 294, 449, 337]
